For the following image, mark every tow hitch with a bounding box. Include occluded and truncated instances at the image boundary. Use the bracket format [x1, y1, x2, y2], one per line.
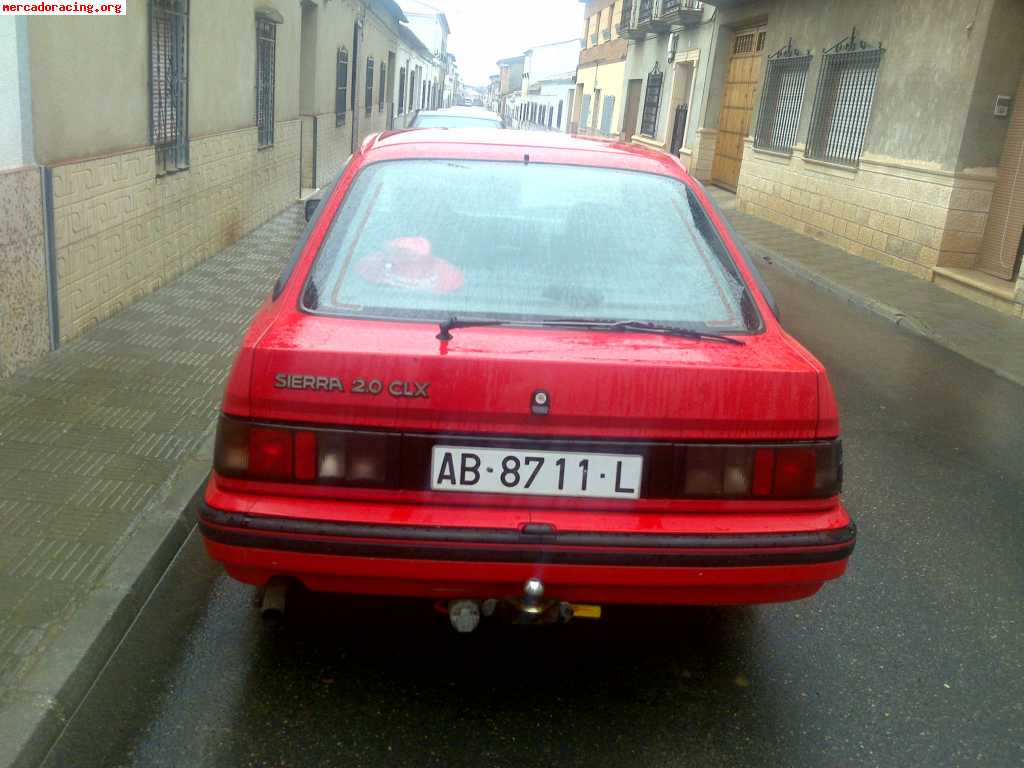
[446, 579, 601, 633]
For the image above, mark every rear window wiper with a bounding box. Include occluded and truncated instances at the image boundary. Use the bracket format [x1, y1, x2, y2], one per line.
[436, 316, 511, 340]
[436, 315, 744, 345]
[535, 319, 745, 345]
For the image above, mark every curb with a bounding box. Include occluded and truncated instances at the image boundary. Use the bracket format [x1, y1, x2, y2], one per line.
[0, 436, 214, 768]
[744, 241, 1024, 390]
[745, 241, 935, 338]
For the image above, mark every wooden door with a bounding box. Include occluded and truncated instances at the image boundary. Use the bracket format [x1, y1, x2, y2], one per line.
[623, 79, 643, 142]
[976, 76, 1024, 281]
[712, 26, 766, 190]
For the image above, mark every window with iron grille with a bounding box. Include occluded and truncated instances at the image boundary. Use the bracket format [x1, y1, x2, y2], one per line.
[734, 32, 755, 55]
[365, 58, 374, 117]
[149, 0, 189, 175]
[336, 47, 349, 126]
[640, 66, 663, 138]
[379, 62, 387, 112]
[398, 67, 406, 114]
[753, 41, 812, 154]
[255, 16, 276, 147]
[805, 30, 884, 166]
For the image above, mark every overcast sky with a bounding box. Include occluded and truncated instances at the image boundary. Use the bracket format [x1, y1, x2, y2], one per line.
[400, 0, 583, 87]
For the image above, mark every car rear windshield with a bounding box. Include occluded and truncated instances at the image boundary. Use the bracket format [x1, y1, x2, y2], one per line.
[412, 115, 503, 129]
[303, 159, 761, 332]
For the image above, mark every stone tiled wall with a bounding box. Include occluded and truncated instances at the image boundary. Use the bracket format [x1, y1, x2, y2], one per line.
[313, 111, 352, 190]
[735, 140, 998, 282]
[0, 166, 50, 377]
[689, 129, 717, 183]
[301, 116, 315, 189]
[52, 120, 300, 341]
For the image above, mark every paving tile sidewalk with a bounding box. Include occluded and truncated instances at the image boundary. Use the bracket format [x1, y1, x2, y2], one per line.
[0, 204, 304, 767]
[708, 187, 1024, 388]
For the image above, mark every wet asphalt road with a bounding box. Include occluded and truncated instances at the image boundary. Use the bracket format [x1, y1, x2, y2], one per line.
[41, 262, 1023, 768]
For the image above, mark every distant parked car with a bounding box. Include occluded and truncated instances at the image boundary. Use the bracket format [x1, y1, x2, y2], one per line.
[410, 107, 505, 129]
[200, 130, 855, 632]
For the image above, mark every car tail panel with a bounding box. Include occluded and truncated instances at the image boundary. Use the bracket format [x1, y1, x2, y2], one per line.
[246, 317, 821, 442]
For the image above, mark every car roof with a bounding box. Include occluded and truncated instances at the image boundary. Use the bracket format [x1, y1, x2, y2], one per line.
[414, 106, 503, 120]
[365, 129, 688, 179]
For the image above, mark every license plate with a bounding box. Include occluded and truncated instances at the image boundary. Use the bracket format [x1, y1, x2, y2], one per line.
[430, 446, 643, 500]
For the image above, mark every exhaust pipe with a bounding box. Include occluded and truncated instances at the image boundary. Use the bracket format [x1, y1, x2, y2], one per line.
[260, 577, 290, 626]
[448, 600, 481, 633]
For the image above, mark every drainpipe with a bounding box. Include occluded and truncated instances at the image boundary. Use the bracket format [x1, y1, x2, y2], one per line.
[40, 166, 59, 350]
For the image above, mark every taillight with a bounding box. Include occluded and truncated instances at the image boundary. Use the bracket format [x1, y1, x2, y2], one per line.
[214, 415, 841, 499]
[679, 442, 841, 499]
[214, 416, 396, 486]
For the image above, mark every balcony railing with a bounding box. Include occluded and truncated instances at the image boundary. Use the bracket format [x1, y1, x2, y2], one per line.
[660, 0, 704, 26]
[620, 0, 703, 38]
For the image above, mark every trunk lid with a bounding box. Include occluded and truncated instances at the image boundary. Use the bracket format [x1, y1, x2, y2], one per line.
[246, 316, 822, 441]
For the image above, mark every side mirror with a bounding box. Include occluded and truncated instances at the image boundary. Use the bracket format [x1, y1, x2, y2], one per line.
[304, 197, 321, 222]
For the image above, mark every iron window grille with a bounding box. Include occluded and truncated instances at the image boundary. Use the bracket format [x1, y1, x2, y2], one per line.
[640, 64, 664, 138]
[149, 0, 189, 176]
[398, 67, 406, 114]
[805, 28, 884, 166]
[255, 16, 277, 147]
[336, 47, 349, 126]
[734, 31, 755, 55]
[379, 62, 387, 112]
[365, 57, 374, 117]
[753, 40, 812, 154]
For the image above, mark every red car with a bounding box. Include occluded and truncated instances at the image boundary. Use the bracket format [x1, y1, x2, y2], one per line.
[200, 130, 855, 629]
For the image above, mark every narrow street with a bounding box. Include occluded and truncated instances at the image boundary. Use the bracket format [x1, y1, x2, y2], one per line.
[40, 258, 1024, 768]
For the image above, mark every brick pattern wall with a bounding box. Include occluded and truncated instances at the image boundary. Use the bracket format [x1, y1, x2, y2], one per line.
[315, 111, 353, 189]
[52, 120, 300, 342]
[736, 140, 998, 282]
[689, 129, 717, 182]
[301, 116, 315, 189]
[0, 166, 50, 376]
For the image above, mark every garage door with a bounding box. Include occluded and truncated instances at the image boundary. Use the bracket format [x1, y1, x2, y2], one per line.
[976, 76, 1024, 281]
[711, 27, 766, 190]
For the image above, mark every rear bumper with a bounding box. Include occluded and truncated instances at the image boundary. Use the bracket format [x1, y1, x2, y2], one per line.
[198, 503, 856, 606]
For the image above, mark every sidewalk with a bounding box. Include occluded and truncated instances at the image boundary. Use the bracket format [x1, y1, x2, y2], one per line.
[708, 187, 1024, 388]
[0, 204, 305, 768]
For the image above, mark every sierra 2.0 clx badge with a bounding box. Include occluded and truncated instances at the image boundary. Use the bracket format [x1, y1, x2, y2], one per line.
[274, 373, 429, 398]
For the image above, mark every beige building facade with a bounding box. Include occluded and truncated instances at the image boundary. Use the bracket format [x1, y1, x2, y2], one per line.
[0, 0, 422, 378]
[695, 0, 1024, 318]
[605, 0, 1024, 318]
[575, 0, 629, 137]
